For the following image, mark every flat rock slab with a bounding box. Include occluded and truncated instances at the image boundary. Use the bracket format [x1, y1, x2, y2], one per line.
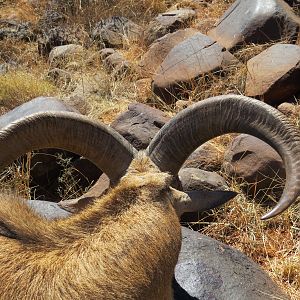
[245, 44, 300, 105]
[111, 103, 170, 150]
[174, 227, 289, 299]
[144, 9, 196, 46]
[139, 28, 199, 77]
[152, 33, 237, 103]
[208, 0, 300, 50]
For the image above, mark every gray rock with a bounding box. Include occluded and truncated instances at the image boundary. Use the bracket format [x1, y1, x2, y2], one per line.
[0, 63, 9, 75]
[103, 51, 131, 76]
[0, 19, 35, 41]
[139, 28, 199, 78]
[38, 25, 89, 56]
[152, 33, 237, 103]
[111, 103, 170, 150]
[208, 0, 300, 50]
[27, 200, 71, 219]
[174, 227, 289, 300]
[144, 9, 196, 46]
[245, 44, 300, 106]
[99, 48, 116, 60]
[92, 16, 141, 48]
[49, 44, 84, 66]
[223, 134, 285, 196]
[179, 168, 228, 191]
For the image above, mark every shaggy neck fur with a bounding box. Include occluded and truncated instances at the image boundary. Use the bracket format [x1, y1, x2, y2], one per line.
[0, 154, 181, 300]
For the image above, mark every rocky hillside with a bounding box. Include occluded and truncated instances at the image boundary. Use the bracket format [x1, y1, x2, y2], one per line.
[0, 0, 299, 298]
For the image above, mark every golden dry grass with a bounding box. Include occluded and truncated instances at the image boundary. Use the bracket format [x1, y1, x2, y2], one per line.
[0, 70, 57, 112]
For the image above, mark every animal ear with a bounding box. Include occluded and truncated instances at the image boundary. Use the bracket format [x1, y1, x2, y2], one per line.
[174, 190, 237, 216]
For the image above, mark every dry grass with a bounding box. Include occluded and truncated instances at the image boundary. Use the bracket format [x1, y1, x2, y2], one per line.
[0, 70, 57, 112]
[198, 182, 300, 299]
[55, 0, 169, 28]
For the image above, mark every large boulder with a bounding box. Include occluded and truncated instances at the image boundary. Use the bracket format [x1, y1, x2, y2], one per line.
[208, 0, 300, 51]
[139, 28, 199, 78]
[245, 44, 300, 106]
[91, 16, 141, 48]
[144, 9, 196, 46]
[223, 134, 285, 196]
[111, 103, 170, 150]
[152, 33, 237, 103]
[173, 227, 289, 299]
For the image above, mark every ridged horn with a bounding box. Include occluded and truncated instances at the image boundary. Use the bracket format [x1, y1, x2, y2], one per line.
[147, 95, 300, 220]
[0, 112, 137, 184]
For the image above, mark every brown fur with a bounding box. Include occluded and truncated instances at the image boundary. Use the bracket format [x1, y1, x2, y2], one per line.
[0, 153, 182, 300]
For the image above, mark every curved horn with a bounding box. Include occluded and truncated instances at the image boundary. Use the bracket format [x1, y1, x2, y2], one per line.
[147, 95, 300, 220]
[0, 112, 137, 184]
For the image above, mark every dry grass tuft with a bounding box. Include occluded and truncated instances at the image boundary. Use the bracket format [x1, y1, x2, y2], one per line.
[0, 70, 57, 112]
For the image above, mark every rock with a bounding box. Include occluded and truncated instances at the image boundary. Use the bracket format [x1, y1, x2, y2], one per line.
[139, 28, 199, 78]
[99, 48, 116, 60]
[49, 44, 84, 67]
[111, 103, 170, 150]
[277, 102, 300, 117]
[245, 44, 300, 106]
[183, 144, 223, 171]
[144, 9, 196, 46]
[173, 227, 289, 300]
[47, 68, 72, 87]
[0, 63, 9, 75]
[152, 33, 237, 103]
[208, 0, 300, 51]
[0, 19, 35, 41]
[92, 16, 141, 48]
[179, 168, 228, 191]
[223, 134, 285, 195]
[103, 51, 131, 76]
[38, 25, 89, 56]
[28, 200, 71, 219]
